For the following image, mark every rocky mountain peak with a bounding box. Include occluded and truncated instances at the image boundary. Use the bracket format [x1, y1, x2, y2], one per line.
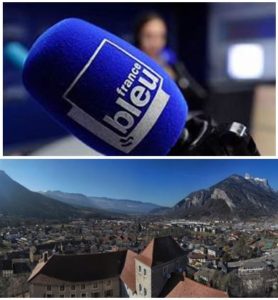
[169, 173, 278, 220]
[244, 173, 270, 190]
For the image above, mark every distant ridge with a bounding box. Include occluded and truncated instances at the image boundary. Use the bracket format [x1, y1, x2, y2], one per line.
[42, 190, 166, 215]
[1, 170, 277, 220]
[166, 174, 278, 220]
[0, 170, 81, 219]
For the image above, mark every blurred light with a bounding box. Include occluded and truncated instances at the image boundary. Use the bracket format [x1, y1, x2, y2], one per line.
[227, 44, 264, 79]
[4, 42, 28, 70]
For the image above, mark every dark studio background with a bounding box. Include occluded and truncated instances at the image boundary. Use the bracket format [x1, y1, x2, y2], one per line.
[3, 2, 276, 155]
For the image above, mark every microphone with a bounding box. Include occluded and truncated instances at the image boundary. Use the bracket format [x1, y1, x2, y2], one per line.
[23, 18, 188, 156]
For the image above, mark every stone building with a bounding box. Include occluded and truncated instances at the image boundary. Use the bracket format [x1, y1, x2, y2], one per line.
[120, 236, 228, 298]
[237, 255, 278, 296]
[134, 236, 186, 297]
[28, 251, 127, 297]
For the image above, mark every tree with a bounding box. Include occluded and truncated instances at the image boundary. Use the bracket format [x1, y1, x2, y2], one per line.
[222, 252, 231, 263]
[232, 236, 252, 259]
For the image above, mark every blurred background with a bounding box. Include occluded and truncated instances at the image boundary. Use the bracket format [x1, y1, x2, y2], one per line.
[3, 2, 276, 156]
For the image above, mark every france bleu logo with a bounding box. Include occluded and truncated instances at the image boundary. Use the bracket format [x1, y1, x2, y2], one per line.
[63, 39, 170, 153]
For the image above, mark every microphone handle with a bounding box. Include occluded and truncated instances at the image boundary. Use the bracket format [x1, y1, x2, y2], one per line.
[168, 114, 260, 156]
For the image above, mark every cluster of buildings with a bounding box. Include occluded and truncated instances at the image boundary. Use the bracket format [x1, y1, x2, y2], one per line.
[0, 250, 30, 278]
[28, 236, 228, 298]
[0, 219, 147, 255]
[1, 218, 278, 297]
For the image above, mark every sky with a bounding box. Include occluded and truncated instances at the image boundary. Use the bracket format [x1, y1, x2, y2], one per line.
[0, 159, 277, 207]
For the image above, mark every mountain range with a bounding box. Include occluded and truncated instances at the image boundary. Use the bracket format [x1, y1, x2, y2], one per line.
[0, 170, 278, 220]
[41, 190, 164, 215]
[0, 170, 164, 219]
[0, 170, 81, 219]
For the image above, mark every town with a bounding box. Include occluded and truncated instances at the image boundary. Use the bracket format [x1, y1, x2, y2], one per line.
[0, 216, 278, 297]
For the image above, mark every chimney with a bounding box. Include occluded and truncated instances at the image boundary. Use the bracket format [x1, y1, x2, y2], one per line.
[43, 252, 48, 263]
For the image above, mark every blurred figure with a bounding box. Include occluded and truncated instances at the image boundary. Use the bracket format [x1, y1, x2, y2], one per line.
[134, 12, 207, 111]
[134, 12, 176, 79]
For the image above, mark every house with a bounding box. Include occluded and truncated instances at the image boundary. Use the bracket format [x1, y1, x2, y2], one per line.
[13, 262, 31, 275]
[187, 252, 206, 268]
[6, 250, 29, 264]
[0, 259, 13, 277]
[236, 254, 278, 296]
[28, 251, 127, 297]
[238, 260, 266, 275]
[194, 267, 219, 285]
[207, 246, 222, 258]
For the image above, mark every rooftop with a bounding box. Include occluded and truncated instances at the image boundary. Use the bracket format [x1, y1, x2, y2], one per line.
[0, 259, 13, 271]
[120, 250, 137, 292]
[136, 236, 185, 267]
[160, 273, 229, 298]
[28, 250, 127, 283]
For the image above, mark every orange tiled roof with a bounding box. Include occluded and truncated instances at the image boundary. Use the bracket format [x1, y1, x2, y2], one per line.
[120, 250, 137, 292]
[165, 276, 228, 298]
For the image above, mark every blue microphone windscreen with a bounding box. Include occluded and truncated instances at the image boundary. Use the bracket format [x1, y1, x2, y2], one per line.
[23, 18, 188, 155]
